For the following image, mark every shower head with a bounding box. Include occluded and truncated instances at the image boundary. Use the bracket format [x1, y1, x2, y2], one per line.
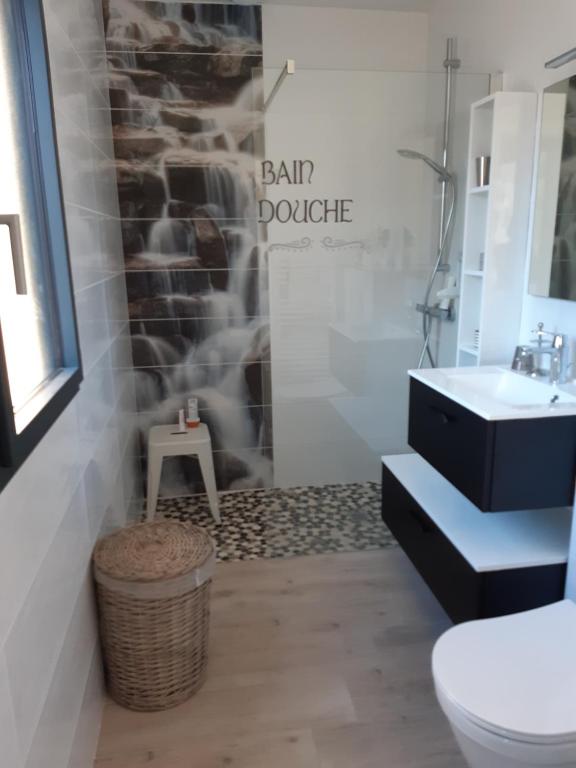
[397, 148, 454, 183]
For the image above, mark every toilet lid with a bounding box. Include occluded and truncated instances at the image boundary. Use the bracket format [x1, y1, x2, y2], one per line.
[432, 600, 576, 745]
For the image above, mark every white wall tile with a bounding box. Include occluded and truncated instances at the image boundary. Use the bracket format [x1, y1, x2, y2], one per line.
[0, 403, 83, 642]
[75, 280, 112, 373]
[0, 1, 137, 766]
[100, 212, 125, 275]
[66, 647, 104, 768]
[5, 486, 90, 758]
[23, 576, 98, 768]
[105, 273, 129, 336]
[65, 205, 109, 292]
[101, 465, 129, 537]
[0, 652, 22, 768]
[82, 422, 121, 544]
[76, 351, 117, 467]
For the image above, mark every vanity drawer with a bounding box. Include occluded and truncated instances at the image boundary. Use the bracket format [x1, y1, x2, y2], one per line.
[408, 378, 493, 509]
[381, 462, 567, 623]
[408, 378, 576, 511]
[381, 461, 480, 623]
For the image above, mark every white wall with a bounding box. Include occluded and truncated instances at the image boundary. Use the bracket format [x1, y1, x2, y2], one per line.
[0, 0, 138, 766]
[263, 5, 429, 71]
[428, 0, 576, 343]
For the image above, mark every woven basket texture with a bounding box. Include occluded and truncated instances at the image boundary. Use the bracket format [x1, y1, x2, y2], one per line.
[93, 522, 214, 712]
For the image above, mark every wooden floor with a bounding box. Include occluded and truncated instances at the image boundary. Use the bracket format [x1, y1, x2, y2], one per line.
[94, 549, 466, 768]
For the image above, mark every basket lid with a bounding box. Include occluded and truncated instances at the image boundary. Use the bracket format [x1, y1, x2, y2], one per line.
[93, 522, 214, 583]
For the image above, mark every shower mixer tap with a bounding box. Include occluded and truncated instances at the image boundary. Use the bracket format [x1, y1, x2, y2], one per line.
[514, 323, 571, 385]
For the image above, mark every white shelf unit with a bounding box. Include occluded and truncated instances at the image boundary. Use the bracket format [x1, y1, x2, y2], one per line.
[456, 92, 538, 367]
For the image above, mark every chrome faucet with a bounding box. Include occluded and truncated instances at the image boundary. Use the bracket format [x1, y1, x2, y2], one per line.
[512, 323, 571, 385]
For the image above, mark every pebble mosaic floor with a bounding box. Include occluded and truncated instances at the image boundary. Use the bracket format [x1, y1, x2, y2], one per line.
[156, 482, 397, 561]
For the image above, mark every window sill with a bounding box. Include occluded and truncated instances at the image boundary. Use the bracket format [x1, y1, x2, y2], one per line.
[14, 367, 78, 435]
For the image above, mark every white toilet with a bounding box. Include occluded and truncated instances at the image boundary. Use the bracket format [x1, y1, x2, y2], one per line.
[432, 599, 576, 767]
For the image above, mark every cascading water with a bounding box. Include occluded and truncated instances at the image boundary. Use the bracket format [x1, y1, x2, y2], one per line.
[106, 0, 271, 494]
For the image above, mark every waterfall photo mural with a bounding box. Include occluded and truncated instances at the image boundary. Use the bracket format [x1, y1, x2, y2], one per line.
[104, 0, 272, 496]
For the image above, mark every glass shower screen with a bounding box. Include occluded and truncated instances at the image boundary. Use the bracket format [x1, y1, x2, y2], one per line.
[256, 66, 489, 488]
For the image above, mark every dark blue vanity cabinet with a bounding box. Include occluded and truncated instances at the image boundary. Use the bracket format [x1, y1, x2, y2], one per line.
[381, 378, 574, 623]
[408, 378, 576, 512]
[381, 457, 568, 624]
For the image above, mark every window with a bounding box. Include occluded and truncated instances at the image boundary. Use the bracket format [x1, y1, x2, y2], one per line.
[0, 0, 82, 489]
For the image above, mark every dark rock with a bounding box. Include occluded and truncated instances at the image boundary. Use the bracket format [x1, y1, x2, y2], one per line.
[120, 200, 166, 220]
[102, 0, 110, 32]
[187, 131, 232, 152]
[130, 318, 203, 340]
[164, 152, 211, 205]
[128, 295, 206, 320]
[141, 40, 218, 57]
[131, 335, 182, 367]
[243, 326, 271, 405]
[208, 44, 262, 80]
[196, 4, 262, 40]
[137, 45, 216, 79]
[178, 79, 244, 106]
[126, 270, 211, 303]
[109, 87, 130, 112]
[108, 70, 135, 91]
[214, 452, 250, 489]
[134, 369, 166, 411]
[107, 71, 134, 113]
[112, 124, 178, 159]
[115, 160, 166, 217]
[238, 131, 258, 155]
[148, 218, 193, 255]
[244, 363, 264, 406]
[244, 246, 261, 316]
[167, 200, 199, 219]
[108, 67, 168, 98]
[222, 229, 259, 311]
[160, 107, 205, 134]
[124, 254, 202, 271]
[181, 5, 196, 24]
[132, 0, 166, 19]
[192, 209, 229, 289]
[121, 220, 145, 256]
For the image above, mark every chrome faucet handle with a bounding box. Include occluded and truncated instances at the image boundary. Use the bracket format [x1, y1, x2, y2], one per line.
[551, 332, 567, 348]
[511, 345, 535, 374]
[531, 322, 555, 345]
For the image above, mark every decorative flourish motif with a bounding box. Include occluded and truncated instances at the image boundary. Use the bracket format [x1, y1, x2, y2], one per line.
[321, 236, 368, 252]
[267, 237, 313, 252]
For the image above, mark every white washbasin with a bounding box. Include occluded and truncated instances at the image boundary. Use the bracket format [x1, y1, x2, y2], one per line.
[409, 366, 576, 420]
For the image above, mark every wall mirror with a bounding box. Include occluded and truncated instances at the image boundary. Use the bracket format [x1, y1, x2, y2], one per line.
[529, 76, 576, 300]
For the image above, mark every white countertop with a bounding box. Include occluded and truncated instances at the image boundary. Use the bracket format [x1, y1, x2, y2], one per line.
[409, 366, 576, 421]
[382, 453, 572, 572]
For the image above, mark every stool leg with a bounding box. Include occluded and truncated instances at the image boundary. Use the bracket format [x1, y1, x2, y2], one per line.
[197, 444, 221, 524]
[146, 447, 163, 522]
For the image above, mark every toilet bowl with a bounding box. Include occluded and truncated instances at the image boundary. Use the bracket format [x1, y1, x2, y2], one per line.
[432, 600, 576, 767]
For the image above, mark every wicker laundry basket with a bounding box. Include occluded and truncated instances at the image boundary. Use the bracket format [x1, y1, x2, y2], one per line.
[93, 521, 215, 712]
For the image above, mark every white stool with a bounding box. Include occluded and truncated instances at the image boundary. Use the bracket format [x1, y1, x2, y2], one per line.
[146, 424, 221, 524]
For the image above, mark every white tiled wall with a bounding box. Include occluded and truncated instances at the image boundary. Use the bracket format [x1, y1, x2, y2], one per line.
[427, 0, 576, 344]
[0, 0, 139, 766]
